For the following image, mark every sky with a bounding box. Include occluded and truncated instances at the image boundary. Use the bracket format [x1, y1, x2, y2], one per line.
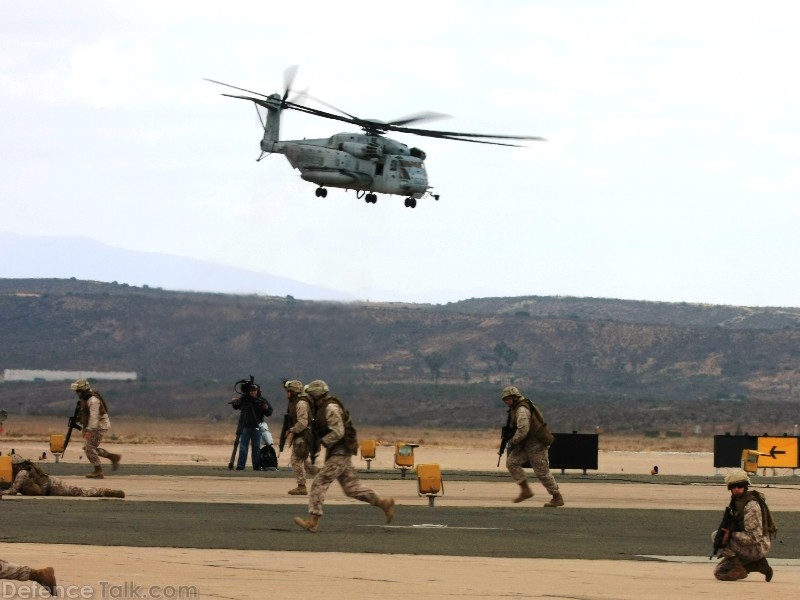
[2, 1, 800, 307]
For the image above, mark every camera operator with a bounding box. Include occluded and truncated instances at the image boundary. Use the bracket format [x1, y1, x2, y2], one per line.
[231, 381, 273, 471]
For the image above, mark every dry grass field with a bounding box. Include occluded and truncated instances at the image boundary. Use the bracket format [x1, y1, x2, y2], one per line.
[1, 416, 712, 452]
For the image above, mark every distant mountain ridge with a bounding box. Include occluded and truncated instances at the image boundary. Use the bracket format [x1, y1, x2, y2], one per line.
[1, 278, 799, 435]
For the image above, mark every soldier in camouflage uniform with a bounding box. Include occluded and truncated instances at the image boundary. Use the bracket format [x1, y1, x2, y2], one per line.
[712, 470, 776, 582]
[501, 385, 564, 507]
[283, 379, 317, 495]
[0, 454, 125, 498]
[293, 380, 395, 532]
[71, 378, 122, 478]
[0, 559, 56, 595]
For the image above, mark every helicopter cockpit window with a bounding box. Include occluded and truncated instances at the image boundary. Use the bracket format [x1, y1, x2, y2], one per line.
[390, 160, 398, 171]
[398, 159, 422, 170]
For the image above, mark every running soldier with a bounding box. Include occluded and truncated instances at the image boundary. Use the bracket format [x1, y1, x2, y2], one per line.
[711, 470, 776, 582]
[0, 559, 56, 595]
[294, 380, 395, 532]
[282, 379, 317, 495]
[500, 385, 564, 507]
[71, 378, 121, 478]
[0, 454, 125, 498]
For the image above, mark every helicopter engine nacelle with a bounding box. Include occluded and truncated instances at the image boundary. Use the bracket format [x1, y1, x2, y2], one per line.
[339, 141, 383, 160]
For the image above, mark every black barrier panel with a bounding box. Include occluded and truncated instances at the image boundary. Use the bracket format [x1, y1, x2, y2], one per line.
[550, 432, 599, 473]
[713, 434, 758, 468]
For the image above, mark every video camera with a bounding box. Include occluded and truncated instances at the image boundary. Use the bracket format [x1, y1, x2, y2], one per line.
[232, 375, 260, 399]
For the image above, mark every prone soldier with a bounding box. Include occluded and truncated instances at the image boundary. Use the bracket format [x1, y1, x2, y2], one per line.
[0, 454, 125, 499]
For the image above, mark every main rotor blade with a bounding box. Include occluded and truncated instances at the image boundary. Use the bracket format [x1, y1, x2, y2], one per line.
[204, 78, 270, 98]
[300, 92, 359, 119]
[213, 83, 547, 144]
[388, 111, 451, 127]
[383, 121, 547, 143]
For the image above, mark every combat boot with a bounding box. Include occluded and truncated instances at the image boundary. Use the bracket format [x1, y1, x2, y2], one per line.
[744, 557, 773, 582]
[715, 556, 748, 581]
[102, 489, 126, 498]
[85, 466, 104, 479]
[376, 497, 395, 524]
[544, 492, 565, 507]
[29, 567, 57, 595]
[288, 484, 308, 495]
[513, 482, 533, 503]
[293, 514, 320, 532]
[109, 453, 122, 471]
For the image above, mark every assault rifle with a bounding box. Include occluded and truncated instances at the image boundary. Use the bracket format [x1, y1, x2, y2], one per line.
[62, 400, 83, 457]
[309, 405, 320, 466]
[278, 411, 291, 457]
[497, 412, 515, 467]
[710, 497, 737, 559]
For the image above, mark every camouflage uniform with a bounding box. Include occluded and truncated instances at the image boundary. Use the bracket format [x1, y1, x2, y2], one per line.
[506, 403, 560, 496]
[501, 386, 563, 506]
[712, 472, 774, 581]
[0, 559, 29, 580]
[1, 461, 124, 498]
[0, 559, 56, 593]
[289, 394, 316, 487]
[307, 401, 380, 516]
[82, 396, 114, 467]
[294, 381, 394, 532]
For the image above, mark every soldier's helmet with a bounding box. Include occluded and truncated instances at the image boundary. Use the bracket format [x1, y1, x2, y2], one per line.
[70, 378, 91, 392]
[501, 385, 522, 400]
[283, 380, 304, 394]
[725, 469, 751, 487]
[10, 453, 26, 465]
[305, 380, 330, 400]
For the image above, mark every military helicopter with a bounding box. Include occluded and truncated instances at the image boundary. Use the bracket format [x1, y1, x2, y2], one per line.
[206, 67, 545, 208]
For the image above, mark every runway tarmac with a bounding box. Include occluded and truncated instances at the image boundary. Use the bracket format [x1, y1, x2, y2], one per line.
[2, 442, 799, 598]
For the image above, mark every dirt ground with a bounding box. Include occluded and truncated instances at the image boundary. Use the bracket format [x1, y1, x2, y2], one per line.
[3, 440, 799, 599]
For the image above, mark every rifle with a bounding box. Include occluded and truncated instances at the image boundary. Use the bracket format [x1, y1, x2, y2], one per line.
[710, 496, 737, 559]
[278, 411, 291, 457]
[62, 400, 83, 457]
[497, 412, 515, 467]
[309, 403, 319, 466]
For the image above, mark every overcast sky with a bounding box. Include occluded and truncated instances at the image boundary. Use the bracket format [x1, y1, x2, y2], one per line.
[3, 1, 799, 306]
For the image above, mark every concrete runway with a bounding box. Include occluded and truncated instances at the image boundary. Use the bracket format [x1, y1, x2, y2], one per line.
[3, 445, 800, 598]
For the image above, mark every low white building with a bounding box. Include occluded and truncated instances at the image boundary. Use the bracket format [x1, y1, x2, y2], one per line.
[1, 369, 137, 382]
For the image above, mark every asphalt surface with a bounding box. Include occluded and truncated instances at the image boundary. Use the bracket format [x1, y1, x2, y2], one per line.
[3, 498, 798, 560]
[32, 461, 800, 485]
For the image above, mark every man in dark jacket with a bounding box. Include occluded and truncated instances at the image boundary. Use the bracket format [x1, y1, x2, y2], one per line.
[231, 382, 272, 470]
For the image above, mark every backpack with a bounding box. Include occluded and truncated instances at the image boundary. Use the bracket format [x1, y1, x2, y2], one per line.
[752, 491, 778, 540]
[259, 445, 278, 470]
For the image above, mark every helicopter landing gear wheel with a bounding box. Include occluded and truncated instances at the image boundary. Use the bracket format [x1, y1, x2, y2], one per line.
[404, 197, 417, 208]
[365, 193, 377, 204]
[315, 187, 328, 198]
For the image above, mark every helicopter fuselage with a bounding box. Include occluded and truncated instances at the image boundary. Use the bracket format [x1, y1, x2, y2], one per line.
[263, 133, 429, 199]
